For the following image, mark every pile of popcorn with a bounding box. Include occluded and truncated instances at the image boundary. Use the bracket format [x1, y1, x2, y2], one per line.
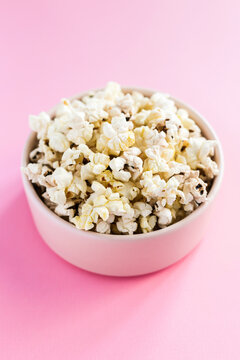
[23, 82, 219, 235]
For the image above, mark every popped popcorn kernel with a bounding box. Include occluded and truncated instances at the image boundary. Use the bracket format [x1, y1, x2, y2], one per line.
[140, 215, 157, 233]
[24, 82, 219, 235]
[29, 112, 51, 139]
[49, 132, 70, 152]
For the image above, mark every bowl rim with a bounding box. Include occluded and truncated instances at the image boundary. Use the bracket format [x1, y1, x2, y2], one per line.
[21, 87, 224, 241]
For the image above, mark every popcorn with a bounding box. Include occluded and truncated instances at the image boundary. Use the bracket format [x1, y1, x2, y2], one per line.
[177, 108, 201, 136]
[47, 187, 66, 206]
[139, 215, 157, 233]
[112, 170, 131, 182]
[55, 200, 75, 219]
[24, 82, 219, 235]
[163, 175, 178, 199]
[134, 126, 165, 150]
[109, 157, 131, 182]
[117, 182, 140, 200]
[23, 163, 54, 188]
[23, 163, 43, 184]
[133, 108, 166, 128]
[104, 81, 123, 102]
[182, 176, 207, 204]
[184, 137, 218, 178]
[78, 144, 110, 180]
[116, 217, 138, 235]
[133, 202, 152, 217]
[61, 148, 81, 167]
[49, 132, 70, 152]
[96, 115, 135, 155]
[66, 125, 93, 145]
[117, 93, 136, 116]
[52, 167, 73, 189]
[29, 112, 51, 139]
[140, 171, 166, 199]
[109, 157, 126, 172]
[67, 175, 87, 197]
[151, 93, 176, 114]
[144, 145, 169, 173]
[154, 202, 172, 227]
[96, 220, 111, 234]
[122, 147, 143, 180]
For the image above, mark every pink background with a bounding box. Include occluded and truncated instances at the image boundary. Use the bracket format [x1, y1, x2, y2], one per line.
[1, 1, 239, 359]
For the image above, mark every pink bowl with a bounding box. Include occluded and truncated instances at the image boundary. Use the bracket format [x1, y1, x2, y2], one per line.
[21, 88, 224, 276]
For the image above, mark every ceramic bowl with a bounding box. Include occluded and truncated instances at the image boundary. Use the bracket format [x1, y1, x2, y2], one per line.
[21, 88, 224, 276]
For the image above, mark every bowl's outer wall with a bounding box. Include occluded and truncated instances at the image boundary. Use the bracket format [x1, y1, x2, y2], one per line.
[24, 183, 212, 276]
[21, 88, 223, 276]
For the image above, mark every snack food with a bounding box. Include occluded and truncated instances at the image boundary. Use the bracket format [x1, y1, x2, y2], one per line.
[23, 82, 219, 234]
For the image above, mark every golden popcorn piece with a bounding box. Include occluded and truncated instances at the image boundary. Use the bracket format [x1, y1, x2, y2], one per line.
[139, 215, 157, 233]
[71, 215, 94, 231]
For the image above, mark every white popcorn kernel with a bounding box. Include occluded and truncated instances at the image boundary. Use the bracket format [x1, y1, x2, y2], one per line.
[104, 82, 123, 101]
[133, 202, 152, 218]
[24, 163, 41, 175]
[178, 108, 201, 136]
[151, 93, 176, 113]
[29, 112, 51, 139]
[49, 132, 70, 152]
[91, 181, 106, 194]
[163, 176, 180, 206]
[52, 167, 73, 188]
[68, 175, 87, 196]
[117, 182, 140, 201]
[97, 114, 135, 155]
[140, 215, 157, 233]
[102, 122, 117, 138]
[47, 188, 66, 206]
[111, 114, 130, 132]
[61, 148, 81, 167]
[90, 152, 110, 167]
[116, 218, 137, 235]
[133, 108, 166, 128]
[108, 106, 122, 118]
[107, 200, 125, 215]
[140, 171, 166, 199]
[71, 215, 94, 231]
[184, 202, 194, 212]
[117, 93, 136, 116]
[96, 220, 111, 234]
[94, 206, 109, 221]
[183, 176, 207, 204]
[93, 195, 108, 207]
[122, 148, 143, 179]
[92, 164, 106, 175]
[108, 214, 115, 223]
[55, 201, 75, 219]
[109, 157, 126, 172]
[124, 147, 141, 156]
[134, 126, 168, 151]
[80, 163, 94, 181]
[155, 203, 172, 227]
[22, 163, 49, 186]
[112, 170, 131, 182]
[144, 146, 169, 173]
[66, 124, 93, 145]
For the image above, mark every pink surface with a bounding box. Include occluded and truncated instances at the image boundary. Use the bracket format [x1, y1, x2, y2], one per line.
[0, 0, 239, 359]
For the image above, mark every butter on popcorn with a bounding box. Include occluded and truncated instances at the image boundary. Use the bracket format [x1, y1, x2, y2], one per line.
[23, 82, 219, 235]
